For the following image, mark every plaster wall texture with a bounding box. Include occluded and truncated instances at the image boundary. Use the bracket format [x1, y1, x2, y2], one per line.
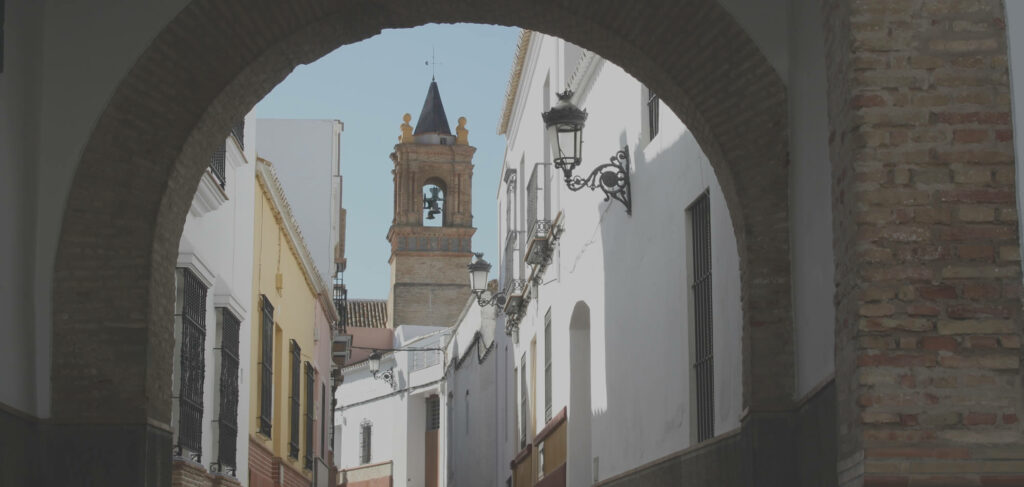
[499, 34, 743, 483]
[0, 0, 800, 420]
[1007, 2, 1024, 275]
[175, 116, 256, 486]
[444, 305, 506, 487]
[313, 299, 334, 463]
[255, 119, 344, 286]
[250, 161, 327, 479]
[787, 0, 838, 398]
[0, 0, 44, 416]
[337, 327, 450, 485]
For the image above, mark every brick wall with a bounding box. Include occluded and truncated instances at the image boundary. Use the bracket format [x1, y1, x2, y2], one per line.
[824, 0, 1023, 484]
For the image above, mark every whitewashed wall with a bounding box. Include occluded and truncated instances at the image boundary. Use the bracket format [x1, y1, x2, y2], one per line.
[175, 113, 256, 485]
[335, 327, 449, 485]
[254, 119, 344, 285]
[499, 35, 744, 483]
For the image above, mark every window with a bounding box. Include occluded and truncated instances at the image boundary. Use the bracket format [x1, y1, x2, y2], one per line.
[427, 395, 440, 431]
[258, 296, 274, 437]
[216, 308, 241, 474]
[422, 179, 446, 227]
[647, 87, 660, 140]
[360, 420, 372, 465]
[690, 192, 714, 442]
[176, 268, 207, 461]
[526, 164, 551, 239]
[304, 362, 314, 469]
[231, 119, 245, 150]
[209, 144, 227, 189]
[520, 354, 529, 448]
[321, 383, 326, 459]
[544, 309, 552, 423]
[289, 340, 301, 459]
[465, 390, 470, 434]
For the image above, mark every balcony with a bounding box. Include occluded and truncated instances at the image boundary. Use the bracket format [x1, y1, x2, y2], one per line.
[525, 219, 553, 266]
[332, 331, 352, 370]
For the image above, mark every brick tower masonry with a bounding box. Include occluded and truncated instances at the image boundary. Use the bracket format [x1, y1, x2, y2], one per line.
[386, 80, 476, 328]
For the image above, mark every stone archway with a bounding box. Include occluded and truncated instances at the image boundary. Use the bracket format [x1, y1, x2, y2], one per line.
[51, 0, 792, 484]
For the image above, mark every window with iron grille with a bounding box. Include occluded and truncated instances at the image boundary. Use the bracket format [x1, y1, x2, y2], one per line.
[426, 395, 440, 431]
[176, 268, 207, 460]
[544, 309, 552, 423]
[321, 383, 327, 459]
[520, 354, 529, 448]
[304, 362, 314, 469]
[359, 420, 372, 465]
[231, 119, 245, 150]
[258, 296, 274, 437]
[216, 308, 241, 474]
[690, 192, 714, 442]
[647, 87, 660, 140]
[209, 144, 227, 189]
[289, 340, 301, 459]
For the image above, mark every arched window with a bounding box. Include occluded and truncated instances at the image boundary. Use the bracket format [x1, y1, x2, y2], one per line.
[422, 178, 447, 227]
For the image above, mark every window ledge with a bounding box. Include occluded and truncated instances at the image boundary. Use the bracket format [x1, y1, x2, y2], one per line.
[190, 169, 229, 217]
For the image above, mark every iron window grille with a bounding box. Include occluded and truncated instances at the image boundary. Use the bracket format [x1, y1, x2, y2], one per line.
[544, 310, 553, 423]
[427, 396, 440, 431]
[304, 362, 314, 469]
[647, 87, 660, 140]
[230, 119, 245, 150]
[258, 296, 274, 437]
[176, 268, 207, 461]
[520, 354, 529, 449]
[289, 340, 301, 459]
[216, 308, 241, 474]
[359, 421, 372, 465]
[690, 192, 714, 442]
[321, 383, 327, 459]
[209, 144, 227, 189]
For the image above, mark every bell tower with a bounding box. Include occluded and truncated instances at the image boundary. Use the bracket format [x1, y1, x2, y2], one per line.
[386, 80, 476, 328]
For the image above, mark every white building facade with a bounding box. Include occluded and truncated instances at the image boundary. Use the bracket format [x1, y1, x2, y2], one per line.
[255, 118, 345, 286]
[495, 32, 744, 486]
[172, 116, 257, 486]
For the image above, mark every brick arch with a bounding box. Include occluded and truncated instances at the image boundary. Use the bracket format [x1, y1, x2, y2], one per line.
[52, 0, 790, 472]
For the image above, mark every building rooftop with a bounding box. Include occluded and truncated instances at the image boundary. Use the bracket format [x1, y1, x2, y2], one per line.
[345, 299, 389, 328]
[413, 79, 452, 136]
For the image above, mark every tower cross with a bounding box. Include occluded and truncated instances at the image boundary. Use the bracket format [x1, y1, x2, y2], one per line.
[425, 48, 443, 81]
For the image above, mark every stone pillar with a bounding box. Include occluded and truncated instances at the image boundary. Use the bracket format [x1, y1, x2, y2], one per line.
[825, 0, 1024, 484]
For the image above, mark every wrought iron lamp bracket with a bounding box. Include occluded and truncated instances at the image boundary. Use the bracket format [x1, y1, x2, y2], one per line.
[561, 146, 632, 215]
[373, 368, 396, 389]
[473, 290, 507, 308]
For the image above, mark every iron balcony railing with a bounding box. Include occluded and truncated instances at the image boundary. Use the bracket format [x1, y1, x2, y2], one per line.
[525, 219, 553, 266]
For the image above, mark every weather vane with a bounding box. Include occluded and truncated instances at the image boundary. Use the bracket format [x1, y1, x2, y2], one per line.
[425, 47, 443, 81]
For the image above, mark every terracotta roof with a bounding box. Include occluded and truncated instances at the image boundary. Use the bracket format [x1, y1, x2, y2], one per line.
[346, 299, 388, 328]
[413, 80, 452, 136]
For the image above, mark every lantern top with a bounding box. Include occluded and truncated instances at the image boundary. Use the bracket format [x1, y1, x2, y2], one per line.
[541, 90, 588, 129]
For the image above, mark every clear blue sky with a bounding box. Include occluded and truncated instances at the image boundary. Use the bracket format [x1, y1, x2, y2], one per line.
[252, 24, 519, 299]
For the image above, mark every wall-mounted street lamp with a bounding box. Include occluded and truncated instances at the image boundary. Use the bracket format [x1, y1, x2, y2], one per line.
[366, 350, 396, 389]
[354, 345, 447, 390]
[542, 90, 632, 215]
[468, 253, 506, 307]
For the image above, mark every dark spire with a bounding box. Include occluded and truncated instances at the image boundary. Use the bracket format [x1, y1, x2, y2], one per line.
[413, 80, 452, 136]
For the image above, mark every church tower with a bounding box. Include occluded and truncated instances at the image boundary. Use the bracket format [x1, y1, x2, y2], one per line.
[386, 80, 476, 328]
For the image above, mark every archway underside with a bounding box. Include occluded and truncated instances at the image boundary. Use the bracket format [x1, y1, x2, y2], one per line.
[52, 0, 796, 484]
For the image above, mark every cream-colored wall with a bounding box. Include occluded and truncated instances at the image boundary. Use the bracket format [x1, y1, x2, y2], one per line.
[250, 175, 321, 479]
